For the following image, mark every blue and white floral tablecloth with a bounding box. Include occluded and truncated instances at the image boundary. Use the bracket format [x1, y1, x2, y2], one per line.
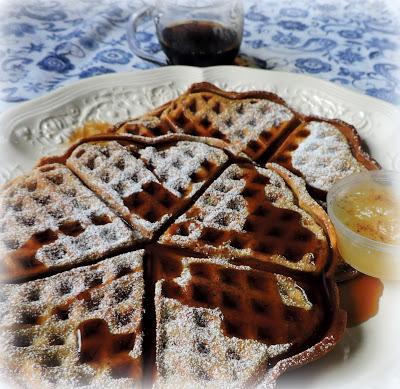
[1, 0, 399, 113]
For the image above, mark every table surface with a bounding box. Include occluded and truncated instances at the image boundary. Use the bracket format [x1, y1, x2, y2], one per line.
[1, 0, 399, 113]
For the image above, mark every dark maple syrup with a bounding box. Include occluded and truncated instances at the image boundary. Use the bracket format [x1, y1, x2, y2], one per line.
[158, 20, 240, 66]
[338, 274, 383, 327]
[68, 121, 111, 144]
[4, 232, 52, 281]
[146, 244, 333, 371]
[76, 318, 141, 379]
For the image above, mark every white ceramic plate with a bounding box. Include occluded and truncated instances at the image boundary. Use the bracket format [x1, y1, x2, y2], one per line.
[0, 66, 399, 389]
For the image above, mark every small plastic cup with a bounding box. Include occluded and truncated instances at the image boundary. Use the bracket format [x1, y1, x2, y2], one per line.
[327, 170, 400, 280]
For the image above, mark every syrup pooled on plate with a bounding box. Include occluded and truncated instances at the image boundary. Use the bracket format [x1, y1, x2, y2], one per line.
[338, 274, 383, 327]
[68, 121, 111, 144]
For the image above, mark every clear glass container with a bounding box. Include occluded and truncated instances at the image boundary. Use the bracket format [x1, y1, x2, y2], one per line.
[327, 170, 400, 280]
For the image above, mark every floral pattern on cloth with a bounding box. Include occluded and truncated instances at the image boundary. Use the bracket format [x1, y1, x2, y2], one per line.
[0, 0, 399, 112]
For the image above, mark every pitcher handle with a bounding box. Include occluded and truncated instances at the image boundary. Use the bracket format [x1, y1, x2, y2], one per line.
[127, 6, 167, 66]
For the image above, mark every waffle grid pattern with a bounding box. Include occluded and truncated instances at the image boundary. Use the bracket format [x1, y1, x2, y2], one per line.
[160, 163, 328, 273]
[154, 256, 326, 387]
[163, 260, 321, 343]
[139, 141, 227, 198]
[271, 121, 366, 193]
[0, 251, 144, 388]
[163, 92, 295, 160]
[67, 141, 166, 238]
[0, 83, 354, 388]
[67, 140, 228, 239]
[155, 289, 274, 388]
[0, 164, 135, 281]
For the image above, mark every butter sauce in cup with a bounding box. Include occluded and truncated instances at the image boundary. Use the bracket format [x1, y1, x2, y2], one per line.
[327, 170, 400, 280]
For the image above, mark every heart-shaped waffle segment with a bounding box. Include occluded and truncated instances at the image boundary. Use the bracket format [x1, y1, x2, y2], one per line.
[160, 162, 334, 275]
[269, 117, 380, 201]
[66, 139, 228, 240]
[161, 83, 299, 161]
[0, 251, 144, 388]
[0, 164, 135, 282]
[112, 82, 299, 161]
[149, 250, 345, 388]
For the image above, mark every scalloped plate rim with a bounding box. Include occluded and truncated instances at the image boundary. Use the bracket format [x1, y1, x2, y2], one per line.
[1, 66, 399, 124]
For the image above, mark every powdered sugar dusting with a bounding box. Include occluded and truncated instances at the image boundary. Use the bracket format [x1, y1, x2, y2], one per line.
[67, 141, 167, 238]
[0, 164, 135, 275]
[139, 141, 227, 198]
[163, 92, 294, 158]
[155, 282, 291, 389]
[215, 100, 293, 152]
[292, 121, 366, 191]
[160, 163, 326, 272]
[163, 164, 248, 239]
[0, 251, 145, 388]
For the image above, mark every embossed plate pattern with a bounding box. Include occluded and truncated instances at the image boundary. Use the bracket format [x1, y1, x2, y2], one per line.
[1, 66, 400, 185]
[0, 66, 399, 389]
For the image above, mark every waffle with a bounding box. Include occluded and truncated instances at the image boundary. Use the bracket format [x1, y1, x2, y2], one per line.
[112, 100, 173, 139]
[112, 82, 298, 161]
[162, 83, 300, 161]
[153, 254, 345, 388]
[0, 164, 135, 282]
[160, 162, 333, 275]
[113, 84, 378, 204]
[269, 118, 380, 199]
[1, 82, 361, 387]
[114, 84, 377, 282]
[66, 139, 228, 239]
[138, 140, 227, 198]
[0, 251, 144, 388]
[114, 115, 173, 139]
